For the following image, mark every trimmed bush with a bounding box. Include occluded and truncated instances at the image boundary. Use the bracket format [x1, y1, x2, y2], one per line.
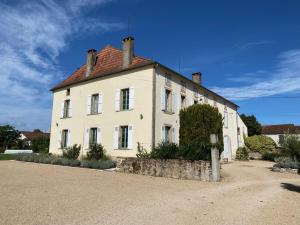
[179, 104, 223, 160]
[81, 160, 116, 169]
[236, 147, 249, 160]
[62, 144, 81, 160]
[150, 142, 179, 159]
[274, 157, 300, 169]
[245, 135, 277, 159]
[87, 144, 106, 160]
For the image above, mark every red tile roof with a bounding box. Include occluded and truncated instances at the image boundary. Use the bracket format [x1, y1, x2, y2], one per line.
[21, 131, 50, 141]
[51, 46, 154, 91]
[262, 124, 300, 135]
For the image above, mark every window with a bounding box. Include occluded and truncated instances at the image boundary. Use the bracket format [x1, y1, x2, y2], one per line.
[165, 74, 172, 87]
[90, 128, 97, 145]
[224, 111, 228, 128]
[164, 126, 172, 142]
[194, 100, 198, 105]
[165, 89, 172, 112]
[61, 129, 68, 148]
[121, 88, 129, 110]
[119, 126, 129, 149]
[66, 89, 70, 96]
[181, 95, 186, 109]
[63, 100, 70, 118]
[91, 94, 99, 114]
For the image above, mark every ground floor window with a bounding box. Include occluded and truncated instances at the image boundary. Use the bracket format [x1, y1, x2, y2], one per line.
[119, 126, 128, 149]
[164, 125, 172, 142]
[62, 129, 68, 148]
[90, 128, 97, 146]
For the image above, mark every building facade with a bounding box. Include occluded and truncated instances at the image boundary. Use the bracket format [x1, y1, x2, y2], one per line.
[49, 37, 247, 161]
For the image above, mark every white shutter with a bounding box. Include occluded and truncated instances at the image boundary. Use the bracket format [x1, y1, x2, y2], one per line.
[178, 95, 182, 113]
[161, 125, 165, 142]
[69, 100, 72, 117]
[115, 89, 120, 111]
[224, 111, 228, 127]
[87, 95, 91, 115]
[67, 130, 71, 147]
[113, 126, 119, 149]
[129, 87, 134, 110]
[84, 128, 90, 149]
[60, 102, 64, 118]
[98, 93, 103, 113]
[161, 87, 165, 111]
[57, 131, 62, 148]
[97, 127, 101, 144]
[172, 127, 176, 143]
[128, 125, 133, 149]
[172, 92, 176, 113]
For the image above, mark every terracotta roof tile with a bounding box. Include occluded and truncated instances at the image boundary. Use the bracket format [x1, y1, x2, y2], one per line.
[262, 124, 300, 135]
[21, 131, 50, 141]
[51, 46, 154, 91]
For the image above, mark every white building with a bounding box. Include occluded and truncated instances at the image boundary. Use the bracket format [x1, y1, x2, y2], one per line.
[49, 37, 247, 161]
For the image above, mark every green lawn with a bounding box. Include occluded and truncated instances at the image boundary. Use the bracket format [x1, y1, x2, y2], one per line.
[0, 154, 17, 160]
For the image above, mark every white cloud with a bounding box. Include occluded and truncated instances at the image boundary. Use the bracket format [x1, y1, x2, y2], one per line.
[0, 0, 123, 131]
[211, 49, 300, 100]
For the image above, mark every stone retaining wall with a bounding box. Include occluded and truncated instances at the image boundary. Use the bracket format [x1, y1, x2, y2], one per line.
[116, 157, 212, 181]
[272, 167, 299, 174]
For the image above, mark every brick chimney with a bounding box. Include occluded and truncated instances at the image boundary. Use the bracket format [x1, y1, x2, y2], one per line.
[86, 49, 97, 77]
[192, 72, 202, 85]
[122, 36, 134, 68]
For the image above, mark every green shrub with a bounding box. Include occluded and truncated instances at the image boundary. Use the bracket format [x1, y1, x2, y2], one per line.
[0, 154, 17, 160]
[150, 142, 179, 159]
[245, 135, 277, 159]
[179, 104, 223, 160]
[280, 134, 300, 162]
[236, 147, 249, 160]
[87, 144, 106, 160]
[136, 142, 150, 158]
[81, 160, 116, 169]
[62, 144, 81, 160]
[274, 157, 300, 169]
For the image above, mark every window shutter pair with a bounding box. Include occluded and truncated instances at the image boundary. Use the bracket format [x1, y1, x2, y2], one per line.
[113, 125, 133, 149]
[115, 87, 134, 111]
[87, 94, 103, 114]
[84, 127, 102, 149]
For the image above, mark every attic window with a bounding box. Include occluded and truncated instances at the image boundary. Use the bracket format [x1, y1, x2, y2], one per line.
[66, 89, 70, 96]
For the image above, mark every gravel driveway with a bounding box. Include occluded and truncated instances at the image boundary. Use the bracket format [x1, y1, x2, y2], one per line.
[0, 160, 299, 225]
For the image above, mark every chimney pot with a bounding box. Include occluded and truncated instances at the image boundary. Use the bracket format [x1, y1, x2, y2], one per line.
[122, 36, 134, 68]
[86, 49, 97, 77]
[192, 72, 202, 85]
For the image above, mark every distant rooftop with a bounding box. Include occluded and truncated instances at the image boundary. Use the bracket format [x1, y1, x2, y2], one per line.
[262, 124, 300, 135]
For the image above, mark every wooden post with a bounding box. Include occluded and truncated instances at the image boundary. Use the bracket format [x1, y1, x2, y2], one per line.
[210, 134, 220, 182]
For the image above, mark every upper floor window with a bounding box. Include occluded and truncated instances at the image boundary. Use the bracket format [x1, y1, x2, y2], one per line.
[91, 94, 99, 114]
[121, 88, 129, 110]
[165, 74, 172, 87]
[180, 95, 186, 110]
[115, 88, 134, 111]
[66, 89, 70, 96]
[224, 110, 228, 128]
[165, 89, 172, 112]
[180, 81, 186, 93]
[61, 99, 71, 118]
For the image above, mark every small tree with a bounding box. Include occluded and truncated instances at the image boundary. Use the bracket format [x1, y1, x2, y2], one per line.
[179, 104, 223, 160]
[62, 144, 81, 159]
[0, 125, 21, 152]
[31, 136, 50, 153]
[87, 144, 105, 160]
[280, 134, 300, 162]
[240, 114, 262, 136]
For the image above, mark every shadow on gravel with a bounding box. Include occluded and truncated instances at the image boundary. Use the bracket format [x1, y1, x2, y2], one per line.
[280, 183, 300, 193]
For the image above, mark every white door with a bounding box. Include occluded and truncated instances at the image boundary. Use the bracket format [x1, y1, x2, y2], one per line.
[223, 136, 232, 161]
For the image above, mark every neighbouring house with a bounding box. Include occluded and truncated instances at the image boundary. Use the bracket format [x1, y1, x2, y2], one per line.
[20, 130, 50, 146]
[49, 36, 248, 161]
[262, 124, 300, 146]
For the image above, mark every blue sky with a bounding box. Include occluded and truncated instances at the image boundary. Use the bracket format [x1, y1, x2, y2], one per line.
[0, 0, 300, 131]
